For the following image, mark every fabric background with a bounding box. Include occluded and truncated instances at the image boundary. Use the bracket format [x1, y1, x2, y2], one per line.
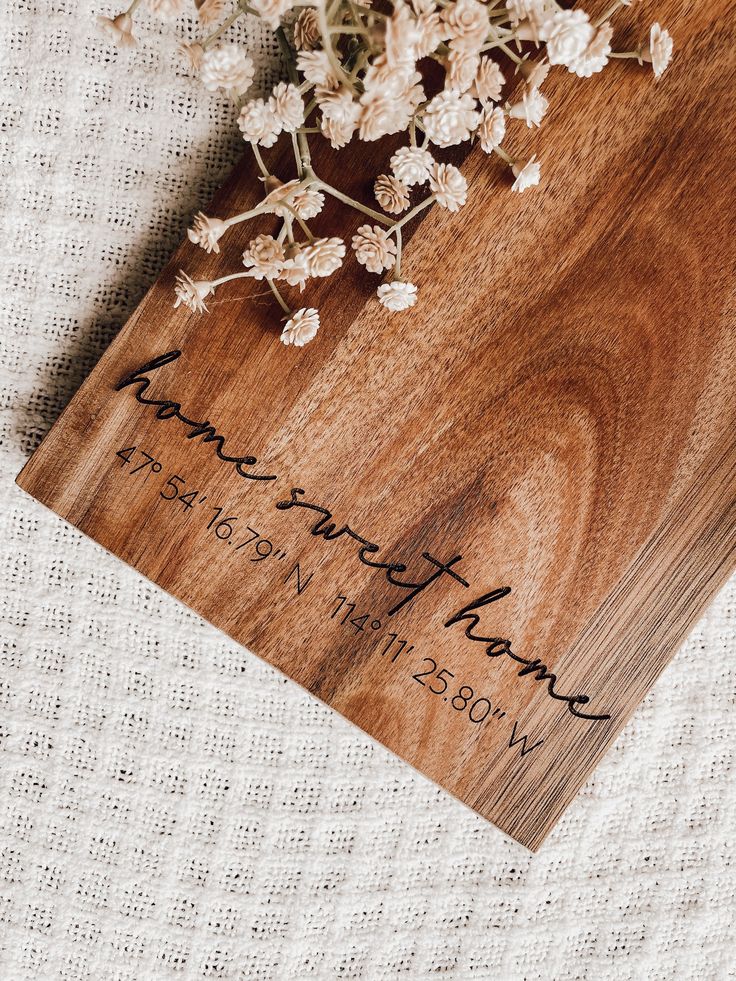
[1, 3, 734, 978]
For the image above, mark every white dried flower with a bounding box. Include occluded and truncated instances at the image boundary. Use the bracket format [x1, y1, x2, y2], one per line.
[261, 179, 325, 220]
[318, 86, 361, 147]
[359, 89, 417, 142]
[97, 12, 136, 48]
[414, 9, 443, 58]
[471, 57, 505, 103]
[511, 155, 541, 192]
[385, 1, 421, 65]
[294, 8, 320, 51]
[352, 224, 397, 274]
[377, 281, 418, 311]
[321, 115, 356, 149]
[442, 0, 489, 54]
[542, 10, 594, 69]
[238, 98, 281, 147]
[201, 44, 255, 95]
[506, 0, 549, 26]
[477, 105, 506, 153]
[303, 237, 346, 278]
[174, 271, 214, 314]
[179, 41, 205, 69]
[242, 234, 286, 280]
[297, 49, 338, 87]
[422, 90, 479, 147]
[429, 162, 467, 212]
[568, 23, 613, 78]
[446, 46, 480, 94]
[390, 145, 435, 186]
[642, 23, 673, 79]
[269, 82, 305, 133]
[508, 0, 552, 42]
[149, 0, 186, 20]
[195, 0, 227, 26]
[363, 56, 421, 99]
[290, 185, 325, 220]
[281, 307, 320, 347]
[508, 86, 549, 128]
[249, 0, 295, 29]
[374, 174, 410, 214]
[279, 248, 311, 290]
[187, 212, 228, 254]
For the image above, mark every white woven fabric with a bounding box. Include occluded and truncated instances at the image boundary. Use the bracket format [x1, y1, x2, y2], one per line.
[1, 3, 735, 978]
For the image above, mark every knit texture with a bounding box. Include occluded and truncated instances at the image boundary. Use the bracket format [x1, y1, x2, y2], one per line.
[1, 3, 734, 978]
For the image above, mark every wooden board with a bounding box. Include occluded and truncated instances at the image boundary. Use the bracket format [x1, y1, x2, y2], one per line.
[16, 1, 736, 850]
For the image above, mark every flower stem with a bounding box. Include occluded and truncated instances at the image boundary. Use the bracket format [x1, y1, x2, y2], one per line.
[594, 0, 627, 28]
[390, 194, 435, 234]
[211, 271, 252, 287]
[251, 144, 270, 179]
[202, 7, 242, 48]
[393, 226, 403, 277]
[267, 278, 291, 314]
[314, 177, 393, 225]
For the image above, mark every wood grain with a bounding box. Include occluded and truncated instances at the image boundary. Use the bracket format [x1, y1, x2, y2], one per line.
[16, 0, 736, 849]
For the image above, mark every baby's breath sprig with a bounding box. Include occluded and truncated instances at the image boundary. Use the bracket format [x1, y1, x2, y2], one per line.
[98, 0, 674, 347]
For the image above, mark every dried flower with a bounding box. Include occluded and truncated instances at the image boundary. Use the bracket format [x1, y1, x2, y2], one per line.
[249, 0, 295, 30]
[542, 10, 594, 69]
[374, 174, 410, 214]
[187, 212, 228, 254]
[359, 82, 422, 141]
[269, 82, 305, 133]
[174, 271, 214, 313]
[238, 98, 281, 147]
[569, 23, 613, 78]
[508, 86, 549, 128]
[352, 225, 397, 274]
[243, 234, 286, 280]
[429, 162, 467, 212]
[297, 49, 339, 87]
[471, 57, 505, 103]
[201, 44, 255, 94]
[319, 87, 361, 147]
[477, 105, 506, 153]
[390, 145, 435, 186]
[281, 307, 320, 346]
[377, 281, 418, 311]
[442, 0, 489, 53]
[263, 179, 325, 220]
[385, 2, 421, 65]
[506, 0, 550, 28]
[149, 0, 186, 20]
[294, 8, 320, 51]
[415, 9, 443, 58]
[511, 155, 541, 192]
[137, 0, 673, 342]
[422, 90, 479, 147]
[196, 0, 228, 26]
[97, 11, 136, 48]
[303, 237, 346, 277]
[643, 23, 673, 78]
[279, 247, 311, 289]
[446, 46, 481, 94]
[290, 185, 325, 220]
